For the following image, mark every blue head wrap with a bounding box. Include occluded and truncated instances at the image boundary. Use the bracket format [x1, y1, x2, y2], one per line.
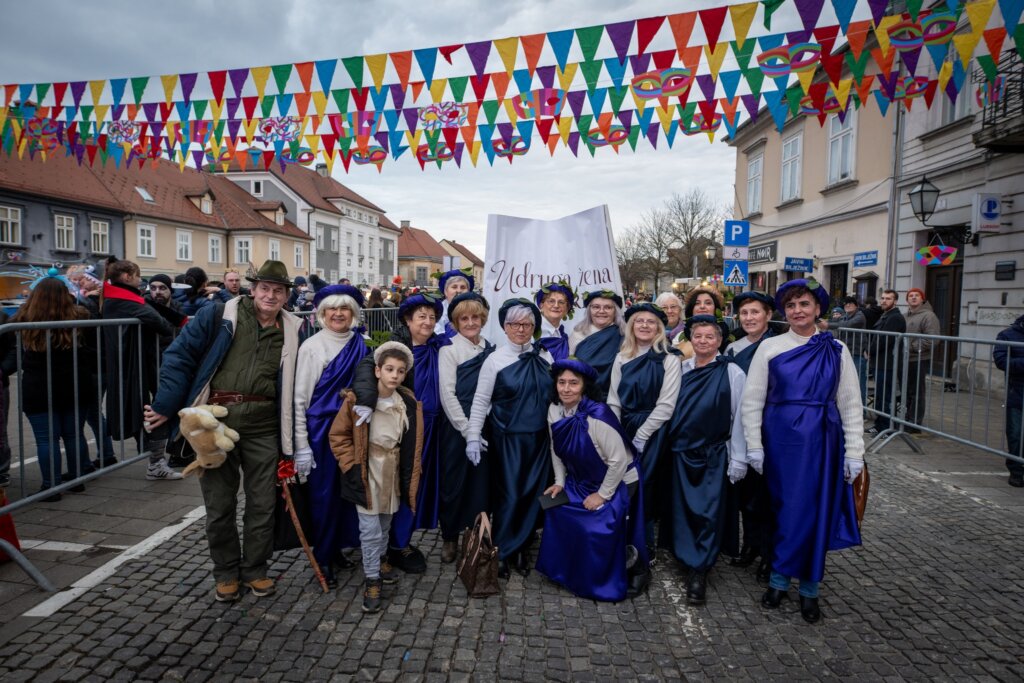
[498, 297, 542, 338]
[625, 302, 668, 326]
[550, 357, 599, 384]
[399, 292, 443, 321]
[438, 269, 475, 295]
[313, 283, 364, 309]
[774, 278, 829, 314]
[684, 314, 730, 341]
[534, 282, 576, 320]
[582, 289, 623, 309]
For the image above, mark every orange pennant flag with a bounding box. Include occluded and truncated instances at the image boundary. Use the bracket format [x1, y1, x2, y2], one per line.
[667, 12, 697, 60]
[410, 81, 425, 102]
[295, 92, 312, 118]
[491, 72, 511, 101]
[854, 74, 875, 107]
[983, 27, 1006, 64]
[846, 20, 872, 60]
[295, 62, 315, 92]
[520, 34, 546, 76]
[390, 51, 413, 89]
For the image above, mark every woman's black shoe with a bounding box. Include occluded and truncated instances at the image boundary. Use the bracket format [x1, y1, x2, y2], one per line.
[332, 552, 356, 570]
[730, 546, 757, 568]
[756, 558, 771, 583]
[761, 588, 787, 609]
[800, 596, 821, 623]
[68, 483, 86, 493]
[686, 572, 707, 606]
[497, 559, 510, 579]
[322, 567, 338, 590]
[513, 551, 530, 577]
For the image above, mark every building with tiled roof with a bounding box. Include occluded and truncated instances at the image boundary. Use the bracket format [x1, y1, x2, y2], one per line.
[438, 239, 484, 289]
[398, 222, 450, 289]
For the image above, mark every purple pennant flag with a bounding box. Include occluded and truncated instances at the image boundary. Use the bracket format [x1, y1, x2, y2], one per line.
[696, 74, 717, 101]
[228, 68, 249, 97]
[741, 94, 761, 123]
[786, 29, 812, 44]
[566, 90, 587, 121]
[374, 131, 390, 149]
[403, 107, 420, 132]
[902, 46, 922, 77]
[180, 73, 198, 103]
[112, 105, 124, 120]
[496, 122, 513, 144]
[605, 20, 635, 64]
[646, 122, 659, 149]
[867, 0, 888, 25]
[567, 131, 580, 157]
[70, 81, 87, 107]
[226, 98, 241, 121]
[465, 41, 492, 78]
[536, 65, 556, 89]
[453, 142, 464, 167]
[794, 0, 825, 33]
[228, 119, 242, 142]
[191, 149, 205, 168]
[390, 84, 406, 111]
[150, 122, 165, 140]
[875, 73, 898, 100]
[142, 102, 158, 122]
[74, 144, 85, 165]
[617, 110, 633, 128]
[629, 53, 652, 76]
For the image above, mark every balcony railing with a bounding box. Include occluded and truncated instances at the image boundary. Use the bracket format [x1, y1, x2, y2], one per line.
[972, 49, 1024, 153]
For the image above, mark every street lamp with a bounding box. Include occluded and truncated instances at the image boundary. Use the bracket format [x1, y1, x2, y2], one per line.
[704, 244, 717, 261]
[908, 176, 940, 225]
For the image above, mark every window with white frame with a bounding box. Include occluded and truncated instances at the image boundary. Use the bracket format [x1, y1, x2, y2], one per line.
[780, 134, 802, 203]
[55, 214, 75, 251]
[330, 229, 338, 251]
[275, 209, 284, 226]
[269, 239, 281, 261]
[746, 154, 763, 215]
[316, 226, 324, 250]
[90, 220, 109, 253]
[939, 63, 973, 126]
[294, 243, 304, 268]
[176, 230, 192, 261]
[200, 197, 212, 214]
[209, 235, 222, 263]
[330, 269, 339, 282]
[827, 111, 855, 185]
[252, 180, 263, 197]
[0, 206, 22, 245]
[137, 223, 155, 258]
[235, 237, 251, 264]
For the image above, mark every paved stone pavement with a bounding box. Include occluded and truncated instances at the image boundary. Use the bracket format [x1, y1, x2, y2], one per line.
[1, 435, 1022, 681]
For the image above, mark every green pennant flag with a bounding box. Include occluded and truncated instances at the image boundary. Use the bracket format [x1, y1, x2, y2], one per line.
[339, 135, 353, 151]
[577, 113, 594, 134]
[36, 83, 52, 105]
[627, 122, 641, 151]
[213, 119, 226, 145]
[743, 68, 765, 98]
[761, 0, 786, 29]
[130, 76, 149, 104]
[680, 102, 697, 127]
[193, 100, 208, 120]
[845, 50, 871, 84]
[576, 26, 604, 62]
[1016, 24, 1024, 60]
[449, 76, 469, 102]
[342, 56, 364, 90]
[975, 54, 997, 83]
[331, 89, 350, 114]
[272, 64, 293, 94]
[425, 128, 440, 154]
[80, 105, 94, 122]
[580, 61, 604, 91]
[905, 0, 924, 22]
[261, 96, 275, 118]
[731, 40, 757, 71]
[608, 85, 629, 114]
[482, 99, 500, 125]
[785, 86, 802, 117]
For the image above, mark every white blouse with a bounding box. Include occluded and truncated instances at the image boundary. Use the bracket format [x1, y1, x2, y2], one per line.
[438, 333, 490, 436]
[466, 341, 552, 443]
[607, 346, 682, 442]
[293, 328, 357, 455]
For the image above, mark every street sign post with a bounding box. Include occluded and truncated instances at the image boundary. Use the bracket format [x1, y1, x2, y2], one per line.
[724, 220, 750, 247]
[724, 260, 749, 286]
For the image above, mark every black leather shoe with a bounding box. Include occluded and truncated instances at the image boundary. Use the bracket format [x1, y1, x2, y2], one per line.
[756, 558, 771, 583]
[626, 567, 651, 599]
[322, 567, 338, 590]
[730, 546, 758, 568]
[497, 559, 510, 579]
[388, 545, 427, 574]
[761, 588, 787, 608]
[513, 550, 530, 577]
[800, 595, 821, 623]
[332, 552, 356, 570]
[1009, 473, 1024, 488]
[686, 572, 707, 606]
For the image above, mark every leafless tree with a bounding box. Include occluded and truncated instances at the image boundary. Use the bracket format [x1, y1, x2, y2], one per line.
[664, 188, 729, 279]
[614, 227, 650, 294]
[636, 207, 678, 294]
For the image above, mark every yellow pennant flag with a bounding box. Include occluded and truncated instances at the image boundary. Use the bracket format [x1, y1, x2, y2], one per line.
[797, 67, 817, 94]
[728, 2, 758, 50]
[558, 115, 572, 143]
[468, 140, 482, 166]
[250, 67, 271, 99]
[322, 149, 336, 176]
[89, 80, 106, 106]
[557, 63, 579, 92]
[657, 105, 674, 134]
[17, 136, 28, 160]
[429, 78, 448, 103]
[304, 134, 321, 157]
[160, 74, 178, 105]
[503, 99, 520, 126]
[365, 54, 388, 90]
[177, 150, 187, 172]
[94, 104, 109, 124]
[966, 0, 997, 36]
[833, 78, 853, 111]
[873, 15, 901, 57]
[312, 91, 328, 119]
[210, 99, 224, 124]
[405, 129, 422, 149]
[704, 43, 729, 80]
[0, 105, 7, 132]
[630, 90, 647, 115]
[953, 33, 981, 68]
[937, 59, 954, 91]
[494, 37, 519, 74]
[243, 118, 259, 143]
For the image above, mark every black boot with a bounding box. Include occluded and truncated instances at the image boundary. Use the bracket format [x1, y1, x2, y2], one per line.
[497, 559, 510, 579]
[387, 545, 426, 574]
[686, 572, 707, 606]
[761, 587, 787, 609]
[322, 567, 338, 590]
[513, 550, 531, 577]
[730, 545, 758, 567]
[800, 595, 821, 623]
[756, 558, 771, 583]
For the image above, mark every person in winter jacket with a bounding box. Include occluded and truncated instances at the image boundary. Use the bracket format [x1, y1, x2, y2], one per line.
[174, 267, 232, 316]
[867, 290, 906, 434]
[825, 296, 869, 403]
[994, 314, 1024, 488]
[903, 288, 941, 431]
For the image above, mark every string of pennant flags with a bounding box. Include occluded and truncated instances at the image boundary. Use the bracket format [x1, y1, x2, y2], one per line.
[2, 0, 1022, 173]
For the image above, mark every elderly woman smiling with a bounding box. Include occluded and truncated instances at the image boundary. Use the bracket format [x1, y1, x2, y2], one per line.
[568, 290, 625, 396]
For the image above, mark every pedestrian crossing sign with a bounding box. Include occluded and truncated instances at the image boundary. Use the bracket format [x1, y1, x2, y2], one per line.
[724, 260, 748, 286]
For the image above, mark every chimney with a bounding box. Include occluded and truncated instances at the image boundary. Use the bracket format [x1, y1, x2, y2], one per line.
[400, 220, 410, 229]
[315, 163, 329, 178]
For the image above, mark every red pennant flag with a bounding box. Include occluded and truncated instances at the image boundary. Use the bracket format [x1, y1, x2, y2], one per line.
[537, 117, 555, 140]
[698, 6, 729, 49]
[322, 133, 337, 157]
[698, 98, 718, 123]
[651, 49, 676, 70]
[521, 34, 546, 75]
[242, 96, 259, 120]
[262, 150, 275, 169]
[52, 82, 68, 108]
[637, 16, 667, 55]
[922, 79, 939, 109]
[983, 28, 1007, 65]
[295, 62, 315, 92]
[470, 74, 491, 101]
[667, 12, 697, 59]
[442, 126, 460, 150]
[209, 70, 227, 103]
[3, 84, 16, 106]
[159, 102, 174, 121]
[439, 44, 463, 64]
[350, 87, 369, 110]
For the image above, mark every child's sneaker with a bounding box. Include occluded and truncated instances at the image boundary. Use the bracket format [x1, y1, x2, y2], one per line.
[146, 458, 184, 481]
[379, 557, 398, 585]
[362, 578, 383, 613]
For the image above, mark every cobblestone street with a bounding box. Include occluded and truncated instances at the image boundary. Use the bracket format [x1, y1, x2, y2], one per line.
[1, 439, 1022, 681]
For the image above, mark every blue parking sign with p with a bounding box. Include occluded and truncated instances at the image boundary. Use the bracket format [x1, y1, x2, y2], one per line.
[724, 220, 750, 247]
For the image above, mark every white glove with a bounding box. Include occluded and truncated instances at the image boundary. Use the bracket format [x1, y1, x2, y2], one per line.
[466, 440, 482, 466]
[728, 460, 748, 484]
[294, 448, 315, 477]
[845, 459, 864, 483]
[746, 449, 765, 475]
[353, 405, 373, 426]
[631, 437, 646, 454]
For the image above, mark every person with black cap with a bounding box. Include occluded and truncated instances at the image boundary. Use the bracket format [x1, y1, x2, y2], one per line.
[535, 281, 575, 362]
[536, 358, 648, 601]
[434, 269, 473, 337]
[287, 275, 315, 313]
[466, 298, 553, 578]
[726, 291, 776, 373]
[741, 278, 864, 623]
[145, 260, 302, 603]
[664, 315, 749, 607]
[437, 292, 495, 563]
[293, 284, 369, 588]
[568, 290, 625, 396]
[607, 303, 681, 565]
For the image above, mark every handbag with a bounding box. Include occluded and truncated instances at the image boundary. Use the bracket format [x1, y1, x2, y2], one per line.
[852, 462, 870, 526]
[457, 512, 500, 597]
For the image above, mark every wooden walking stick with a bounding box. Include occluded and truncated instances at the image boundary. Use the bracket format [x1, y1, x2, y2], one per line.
[278, 461, 329, 593]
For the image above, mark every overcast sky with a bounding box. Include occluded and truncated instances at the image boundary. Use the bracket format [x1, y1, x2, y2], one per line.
[1, 0, 847, 259]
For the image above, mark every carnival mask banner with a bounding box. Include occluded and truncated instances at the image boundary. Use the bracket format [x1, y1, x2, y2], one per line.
[482, 205, 622, 343]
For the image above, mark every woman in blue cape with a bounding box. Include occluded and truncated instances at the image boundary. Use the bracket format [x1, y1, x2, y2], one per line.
[434, 269, 473, 338]
[568, 290, 625, 396]
[350, 292, 451, 573]
[664, 315, 749, 606]
[437, 292, 495, 563]
[607, 303, 681, 562]
[538, 358, 649, 602]
[535, 281, 575, 362]
[466, 298, 552, 578]
[741, 279, 864, 624]
[293, 284, 369, 588]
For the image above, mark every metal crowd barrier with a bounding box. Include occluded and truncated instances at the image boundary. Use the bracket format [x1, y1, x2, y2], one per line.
[293, 306, 400, 340]
[833, 326, 1024, 468]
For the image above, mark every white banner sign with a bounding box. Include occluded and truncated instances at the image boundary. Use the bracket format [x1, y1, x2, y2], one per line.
[482, 205, 622, 342]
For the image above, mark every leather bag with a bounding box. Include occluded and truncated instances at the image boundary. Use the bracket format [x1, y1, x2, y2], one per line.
[852, 462, 870, 526]
[457, 512, 500, 597]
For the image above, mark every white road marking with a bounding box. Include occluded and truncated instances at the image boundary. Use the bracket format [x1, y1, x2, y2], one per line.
[921, 471, 1007, 476]
[659, 577, 709, 639]
[18, 540, 132, 553]
[22, 505, 207, 618]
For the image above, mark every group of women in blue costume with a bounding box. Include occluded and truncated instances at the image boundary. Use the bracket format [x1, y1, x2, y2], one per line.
[537, 358, 649, 602]
[437, 292, 495, 563]
[292, 284, 370, 588]
[606, 303, 680, 578]
[740, 279, 865, 624]
[569, 291, 625, 396]
[535, 281, 574, 362]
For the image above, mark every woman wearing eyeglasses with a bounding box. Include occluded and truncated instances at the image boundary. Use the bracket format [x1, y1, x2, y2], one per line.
[534, 281, 575, 362]
[568, 290, 625, 397]
[466, 299, 553, 578]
